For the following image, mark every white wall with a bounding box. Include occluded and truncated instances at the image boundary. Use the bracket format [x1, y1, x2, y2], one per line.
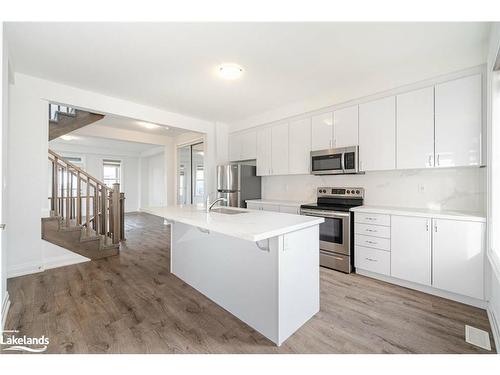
[486, 22, 500, 350]
[6, 73, 216, 278]
[140, 150, 166, 208]
[49, 142, 142, 213]
[1, 24, 10, 327]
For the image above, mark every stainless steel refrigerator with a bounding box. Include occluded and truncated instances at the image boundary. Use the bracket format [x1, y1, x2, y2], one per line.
[216, 164, 261, 208]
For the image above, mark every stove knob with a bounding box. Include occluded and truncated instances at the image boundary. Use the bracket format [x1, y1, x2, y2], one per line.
[356, 190, 360, 194]
[346, 190, 350, 194]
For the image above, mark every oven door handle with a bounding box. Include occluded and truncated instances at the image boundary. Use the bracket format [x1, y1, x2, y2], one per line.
[300, 209, 350, 218]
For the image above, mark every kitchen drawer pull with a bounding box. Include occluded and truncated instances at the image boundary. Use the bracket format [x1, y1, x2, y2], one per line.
[196, 227, 210, 234]
[365, 229, 377, 232]
[366, 217, 377, 221]
[365, 257, 378, 262]
[365, 240, 377, 244]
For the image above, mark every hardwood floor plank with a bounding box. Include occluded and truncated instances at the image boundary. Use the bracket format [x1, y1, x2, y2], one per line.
[3, 212, 496, 354]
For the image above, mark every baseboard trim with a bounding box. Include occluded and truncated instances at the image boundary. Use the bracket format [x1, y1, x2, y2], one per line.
[2, 291, 10, 330]
[7, 261, 44, 278]
[356, 269, 487, 309]
[8, 255, 90, 279]
[43, 254, 89, 270]
[487, 305, 500, 352]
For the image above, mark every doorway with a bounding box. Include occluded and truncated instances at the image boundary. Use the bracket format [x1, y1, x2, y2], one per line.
[177, 142, 204, 205]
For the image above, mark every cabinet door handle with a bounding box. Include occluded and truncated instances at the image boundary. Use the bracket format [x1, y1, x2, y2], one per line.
[428, 155, 432, 167]
[437, 154, 440, 166]
[434, 223, 438, 232]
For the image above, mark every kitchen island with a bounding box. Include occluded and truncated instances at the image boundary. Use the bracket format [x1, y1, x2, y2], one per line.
[143, 204, 323, 346]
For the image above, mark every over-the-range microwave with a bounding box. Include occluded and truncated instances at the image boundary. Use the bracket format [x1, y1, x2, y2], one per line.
[310, 146, 360, 175]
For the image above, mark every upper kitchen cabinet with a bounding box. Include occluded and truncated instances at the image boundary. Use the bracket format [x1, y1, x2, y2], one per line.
[311, 112, 333, 151]
[288, 118, 311, 175]
[271, 122, 289, 175]
[359, 96, 396, 172]
[396, 87, 435, 169]
[435, 74, 482, 168]
[229, 130, 257, 162]
[333, 105, 358, 148]
[256, 127, 272, 176]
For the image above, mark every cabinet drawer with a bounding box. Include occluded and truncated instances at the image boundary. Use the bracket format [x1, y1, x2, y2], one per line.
[246, 203, 262, 210]
[279, 205, 300, 215]
[355, 234, 390, 251]
[355, 212, 391, 226]
[355, 246, 390, 275]
[261, 204, 280, 212]
[355, 223, 391, 238]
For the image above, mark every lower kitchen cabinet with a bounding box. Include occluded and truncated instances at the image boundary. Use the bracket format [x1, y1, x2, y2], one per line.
[432, 218, 485, 300]
[390, 215, 431, 286]
[354, 209, 485, 305]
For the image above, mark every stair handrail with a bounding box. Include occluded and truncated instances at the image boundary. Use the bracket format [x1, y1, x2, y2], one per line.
[49, 149, 111, 190]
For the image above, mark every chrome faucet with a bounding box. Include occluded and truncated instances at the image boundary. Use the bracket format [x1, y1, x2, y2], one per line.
[206, 197, 227, 212]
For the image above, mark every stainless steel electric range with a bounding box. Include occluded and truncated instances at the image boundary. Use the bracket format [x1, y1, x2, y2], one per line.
[300, 187, 364, 273]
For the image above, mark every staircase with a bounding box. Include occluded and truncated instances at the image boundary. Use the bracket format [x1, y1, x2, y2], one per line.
[49, 104, 104, 141]
[43, 149, 125, 260]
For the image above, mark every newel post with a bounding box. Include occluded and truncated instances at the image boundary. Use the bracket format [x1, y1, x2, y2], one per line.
[111, 183, 121, 244]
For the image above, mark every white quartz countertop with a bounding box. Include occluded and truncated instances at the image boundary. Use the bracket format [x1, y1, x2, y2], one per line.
[350, 205, 486, 222]
[142, 205, 324, 242]
[245, 199, 308, 207]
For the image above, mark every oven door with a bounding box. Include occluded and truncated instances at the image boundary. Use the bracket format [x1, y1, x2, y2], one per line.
[310, 149, 344, 175]
[300, 209, 350, 255]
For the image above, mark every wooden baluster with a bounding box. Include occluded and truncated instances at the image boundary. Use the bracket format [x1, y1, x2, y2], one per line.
[93, 184, 99, 232]
[86, 180, 90, 236]
[66, 168, 72, 226]
[51, 158, 58, 216]
[60, 165, 65, 221]
[111, 183, 120, 244]
[120, 192, 125, 241]
[101, 185, 107, 237]
[109, 190, 114, 243]
[76, 172, 82, 225]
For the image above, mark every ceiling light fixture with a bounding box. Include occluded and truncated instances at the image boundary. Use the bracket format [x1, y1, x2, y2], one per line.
[61, 135, 76, 141]
[137, 121, 161, 130]
[217, 63, 244, 80]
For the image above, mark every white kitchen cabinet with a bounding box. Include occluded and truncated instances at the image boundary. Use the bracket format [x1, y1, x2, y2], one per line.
[229, 131, 257, 161]
[432, 218, 485, 299]
[256, 127, 272, 176]
[288, 118, 311, 174]
[228, 133, 242, 161]
[246, 202, 262, 210]
[435, 74, 482, 168]
[358, 96, 396, 172]
[396, 87, 435, 170]
[311, 112, 333, 151]
[279, 205, 300, 215]
[333, 105, 358, 148]
[391, 215, 431, 286]
[261, 203, 280, 212]
[240, 130, 257, 160]
[271, 122, 289, 175]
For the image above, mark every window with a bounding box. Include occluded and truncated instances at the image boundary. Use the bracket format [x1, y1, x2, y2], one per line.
[103, 160, 121, 188]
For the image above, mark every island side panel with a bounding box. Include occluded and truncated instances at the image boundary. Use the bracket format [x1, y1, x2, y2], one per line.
[278, 225, 320, 345]
[170, 222, 280, 344]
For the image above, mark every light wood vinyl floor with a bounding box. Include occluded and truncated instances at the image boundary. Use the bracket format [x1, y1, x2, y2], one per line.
[4, 212, 496, 354]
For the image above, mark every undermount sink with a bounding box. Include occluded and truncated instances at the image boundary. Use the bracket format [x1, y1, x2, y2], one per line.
[210, 207, 248, 215]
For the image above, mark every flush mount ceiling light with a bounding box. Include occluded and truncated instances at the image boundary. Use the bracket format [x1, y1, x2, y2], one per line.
[61, 135, 77, 141]
[217, 63, 244, 80]
[137, 121, 168, 130]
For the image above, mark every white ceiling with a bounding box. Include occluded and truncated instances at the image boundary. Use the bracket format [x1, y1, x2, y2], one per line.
[86, 115, 190, 136]
[50, 134, 160, 154]
[6, 22, 491, 124]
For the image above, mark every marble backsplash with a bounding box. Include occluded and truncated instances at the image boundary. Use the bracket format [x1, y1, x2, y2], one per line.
[261, 167, 486, 213]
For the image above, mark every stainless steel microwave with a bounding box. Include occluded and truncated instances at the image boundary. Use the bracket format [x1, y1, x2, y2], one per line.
[310, 146, 360, 175]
